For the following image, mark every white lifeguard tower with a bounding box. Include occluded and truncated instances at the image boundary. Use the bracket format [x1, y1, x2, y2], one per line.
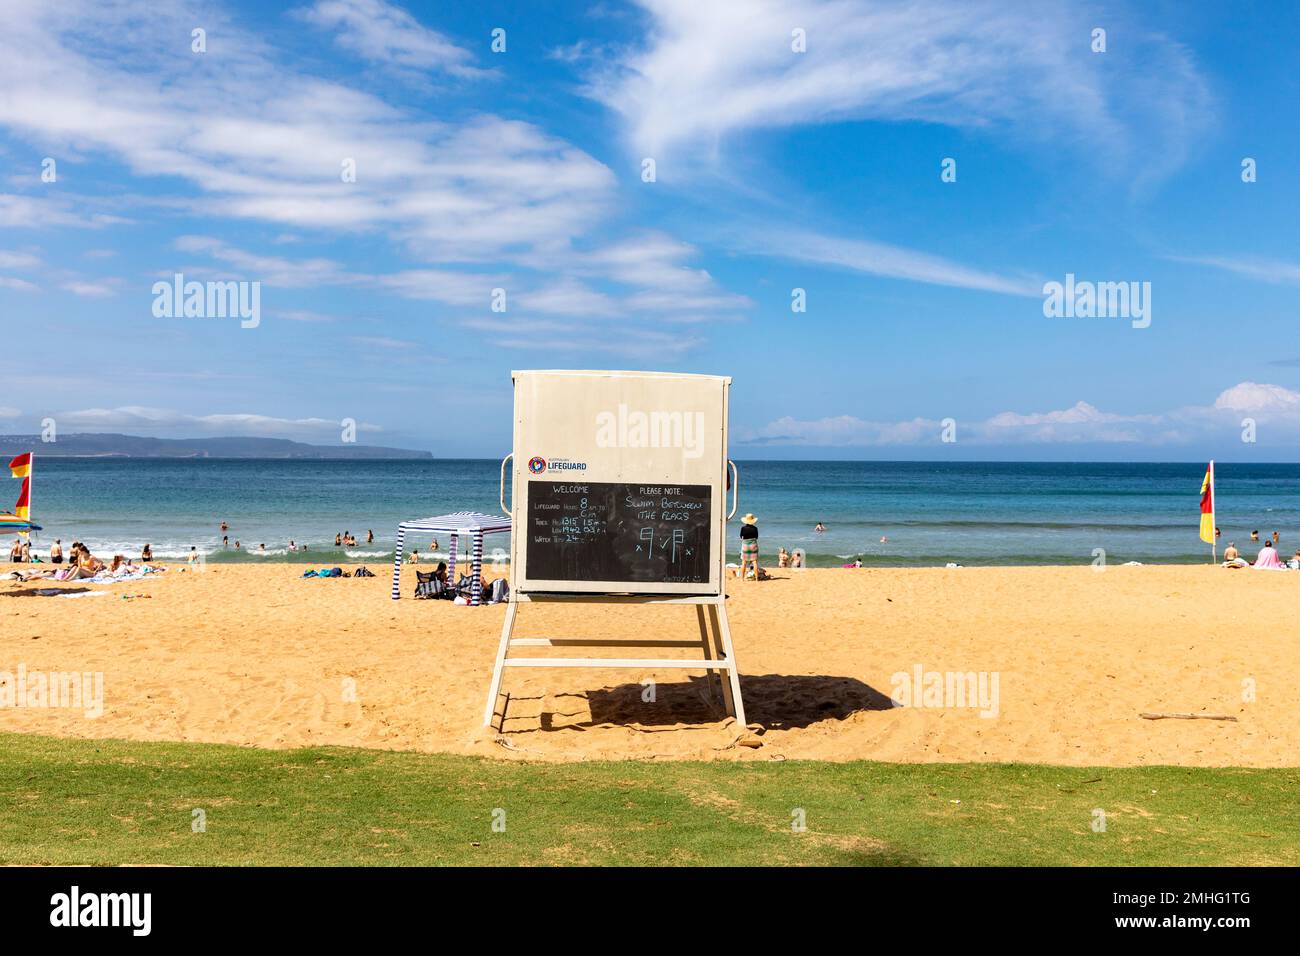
[483, 370, 745, 728]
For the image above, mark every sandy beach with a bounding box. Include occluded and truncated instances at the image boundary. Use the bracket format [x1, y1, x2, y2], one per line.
[0, 562, 1293, 766]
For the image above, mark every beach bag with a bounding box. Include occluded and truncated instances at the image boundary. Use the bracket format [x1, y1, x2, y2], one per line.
[354, 566, 375, 578]
[414, 570, 445, 599]
[486, 577, 509, 605]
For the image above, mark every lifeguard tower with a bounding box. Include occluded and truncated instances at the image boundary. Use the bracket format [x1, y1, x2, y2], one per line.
[484, 370, 745, 728]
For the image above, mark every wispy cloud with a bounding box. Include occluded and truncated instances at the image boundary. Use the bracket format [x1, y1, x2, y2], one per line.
[588, 0, 1211, 182]
[740, 228, 1041, 296]
[292, 0, 491, 80]
[1172, 254, 1300, 287]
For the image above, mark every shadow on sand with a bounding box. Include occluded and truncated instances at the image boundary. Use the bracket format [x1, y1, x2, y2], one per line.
[496, 674, 894, 733]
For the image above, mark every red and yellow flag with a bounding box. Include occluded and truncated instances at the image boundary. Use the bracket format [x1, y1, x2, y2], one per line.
[8, 454, 31, 520]
[1199, 460, 1215, 544]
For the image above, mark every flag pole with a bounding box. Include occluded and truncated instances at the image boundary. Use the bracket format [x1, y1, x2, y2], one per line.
[1201, 460, 1211, 564]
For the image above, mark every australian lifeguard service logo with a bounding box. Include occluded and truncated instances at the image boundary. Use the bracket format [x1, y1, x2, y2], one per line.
[528, 456, 585, 474]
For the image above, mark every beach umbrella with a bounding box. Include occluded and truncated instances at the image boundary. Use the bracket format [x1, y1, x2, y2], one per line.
[0, 512, 40, 534]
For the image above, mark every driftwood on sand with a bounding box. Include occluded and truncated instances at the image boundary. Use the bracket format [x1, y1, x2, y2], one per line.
[1140, 712, 1238, 721]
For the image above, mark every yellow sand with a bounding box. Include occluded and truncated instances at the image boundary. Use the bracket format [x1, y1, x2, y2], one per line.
[0, 563, 1292, 766]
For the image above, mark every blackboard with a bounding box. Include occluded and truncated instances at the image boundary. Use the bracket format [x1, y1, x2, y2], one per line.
[525, 480, 713, 585]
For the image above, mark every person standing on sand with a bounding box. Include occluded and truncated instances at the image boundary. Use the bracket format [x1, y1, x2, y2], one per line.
[778, 547, 789, 568]
[49, 539, 62, 565]
[739, 513, 759, 580]
[141, 543, 153, 563]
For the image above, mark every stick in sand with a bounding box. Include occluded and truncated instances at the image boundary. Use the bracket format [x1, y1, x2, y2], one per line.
[1139, 712, 1238, 721]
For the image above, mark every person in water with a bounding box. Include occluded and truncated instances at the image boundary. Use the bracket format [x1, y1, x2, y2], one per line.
[367, 529, 374, 543]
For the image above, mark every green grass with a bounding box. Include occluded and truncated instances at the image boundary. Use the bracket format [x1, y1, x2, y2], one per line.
[1, 732, 1295, 865]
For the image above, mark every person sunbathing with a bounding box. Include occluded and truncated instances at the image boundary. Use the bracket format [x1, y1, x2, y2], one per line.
[1222, 543, 1248, 568]
[1253, 541, 1285, 570]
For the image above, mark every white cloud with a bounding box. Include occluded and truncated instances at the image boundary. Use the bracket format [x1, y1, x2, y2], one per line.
[1213, 382, 1300, 414]
[740, 384, 1300, 448]
[742, 228, 1040, 296]
[0, 2, 611, 264]
[589, 0, 1211, 181]
[174, 236, 356, 288]
[62, 279, 120, 297]
[350, 335, 417, 349]
[0, 193, 125, 229]
[0, 1, 750, 358]
[292, 0, 489, 79]
[51, 405, 381, 439]
[0, 276, 39, 292]
[0, 250, 41, 270]
[1174, 254, 1300, 287]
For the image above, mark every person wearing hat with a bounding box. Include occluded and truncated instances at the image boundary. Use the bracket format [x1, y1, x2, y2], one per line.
[739, 513, 759, 580]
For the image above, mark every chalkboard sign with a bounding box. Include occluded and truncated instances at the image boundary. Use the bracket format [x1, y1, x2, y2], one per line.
[526, 480, 713, 585]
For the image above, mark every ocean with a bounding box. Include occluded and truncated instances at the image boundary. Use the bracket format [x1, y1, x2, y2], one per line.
[13, 459, 1298, 568]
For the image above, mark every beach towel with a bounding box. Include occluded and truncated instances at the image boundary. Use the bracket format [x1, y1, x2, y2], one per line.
[84, 566, 166, 586]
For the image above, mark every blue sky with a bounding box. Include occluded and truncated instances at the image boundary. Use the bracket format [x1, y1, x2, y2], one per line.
[1, 0, 1299, 459]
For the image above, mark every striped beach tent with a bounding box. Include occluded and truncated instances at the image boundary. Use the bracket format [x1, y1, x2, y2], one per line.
[390, 511, 511, 605]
